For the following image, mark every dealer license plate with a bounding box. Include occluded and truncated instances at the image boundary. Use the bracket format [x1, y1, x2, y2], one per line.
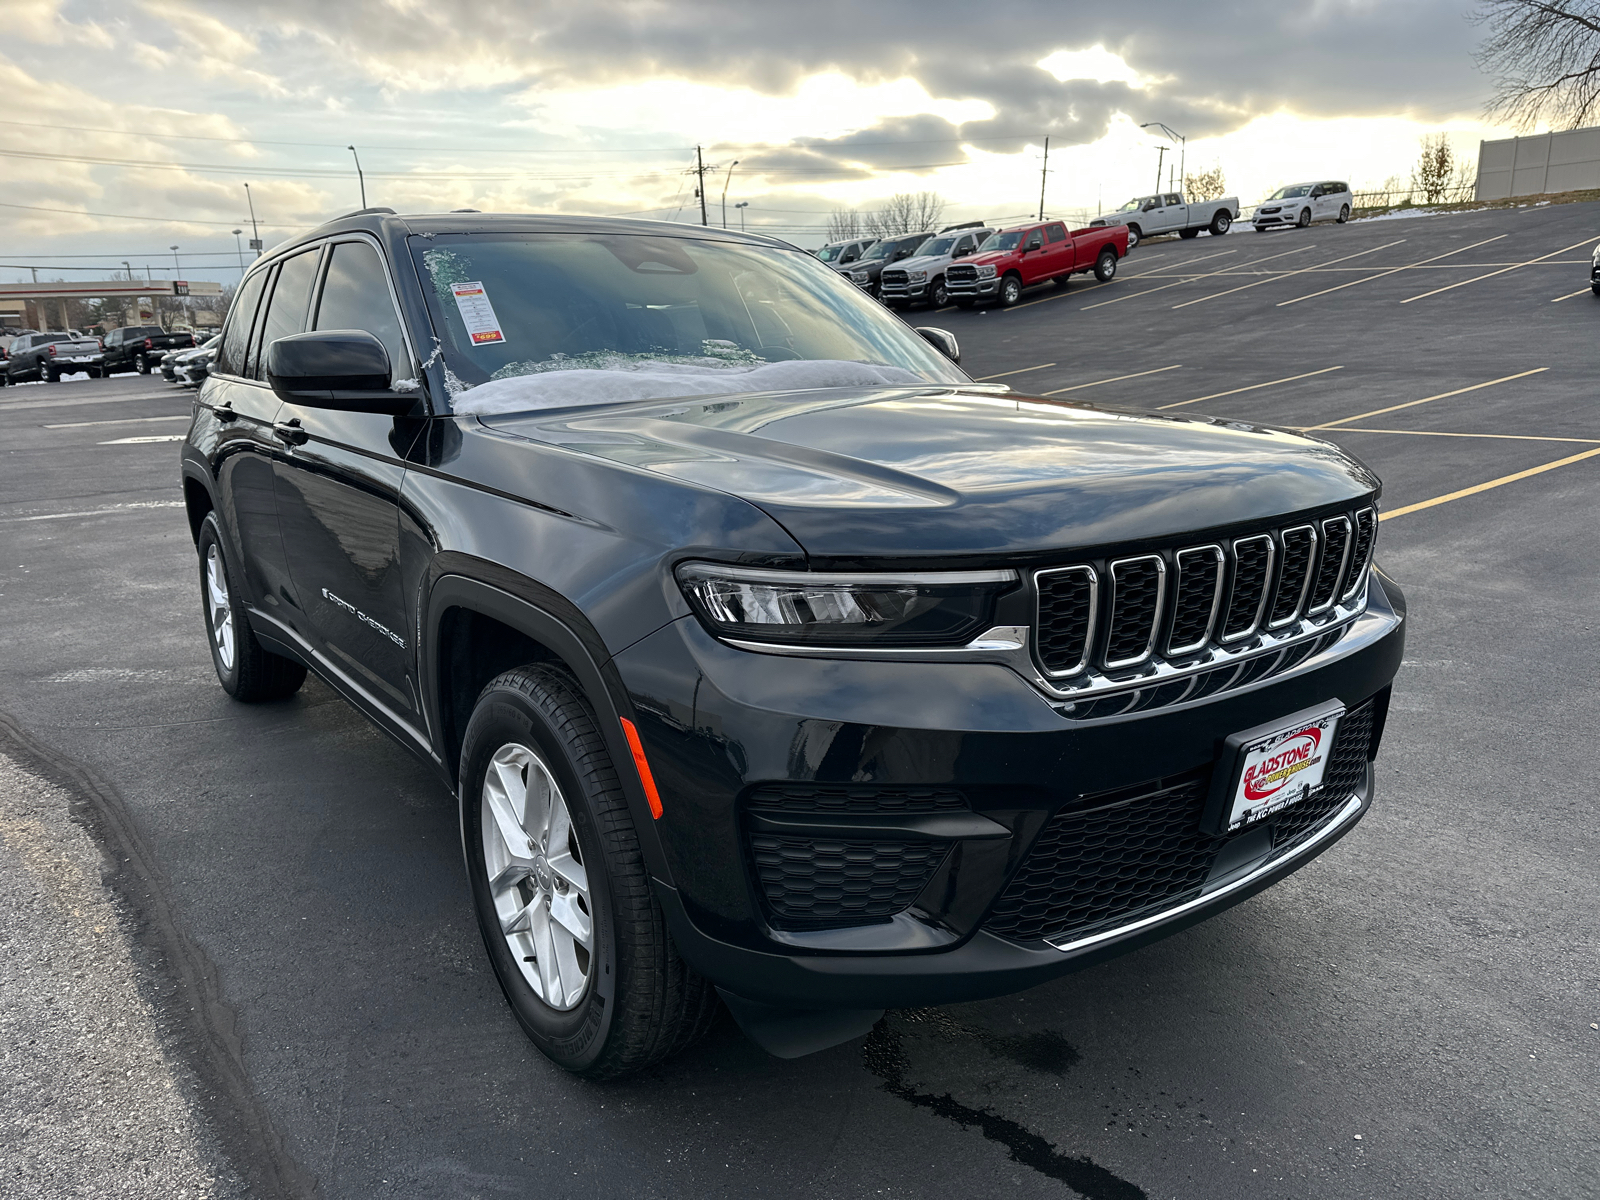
[1220, 706, 1343, 832]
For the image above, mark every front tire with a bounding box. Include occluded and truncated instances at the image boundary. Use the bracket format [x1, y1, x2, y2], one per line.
[1297, 207, 1312, 229]
[1210, 211, 1232, 235]
[929, 276, 949, 308]
[1179, 228, 1200, 239]
[1338, 204, 1351, 223]
[196, 513, 306, 701]
[1125, 224, 1142, 250]
[1094, 249, 1119, 282]
[998, 274, 1023, 306]
[460, 665, 718, 1079]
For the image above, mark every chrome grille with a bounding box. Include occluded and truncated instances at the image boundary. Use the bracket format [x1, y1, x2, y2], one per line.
[1035, 566, 1097, 676]
[1343, 508, 1377, 601]
[1104, 556, 1165, 668]
[1167, 546, 1223, 655]
[1267, 524, 1317, 628]
[1308, 516, 1351, 613]
[880, 269, 908, 287]
[946, 264, 978, 282]
[1221, 535, 1274, 641]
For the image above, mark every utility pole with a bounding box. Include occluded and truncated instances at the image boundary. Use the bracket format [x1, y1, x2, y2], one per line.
[735, 201, 748, 232]
[721, 160, 739, 228]
[1038, 136, 1049, 221]
[244, 184, 262, 256]
[232, 230, 245, 277]
[348, 145, 367, 208]
[695, 146, 709, 226]
[1153, 145, 1166, 194]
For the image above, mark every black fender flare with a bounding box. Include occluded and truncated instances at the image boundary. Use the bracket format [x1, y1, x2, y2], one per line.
[421, 559, 676, 886]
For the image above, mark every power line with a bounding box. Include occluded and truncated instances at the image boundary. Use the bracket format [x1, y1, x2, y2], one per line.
[0, 200, 308, 229]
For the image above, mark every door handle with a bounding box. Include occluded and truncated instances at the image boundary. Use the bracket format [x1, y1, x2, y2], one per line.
[213, 401, 237, 422]
[272, 418, 309, 446]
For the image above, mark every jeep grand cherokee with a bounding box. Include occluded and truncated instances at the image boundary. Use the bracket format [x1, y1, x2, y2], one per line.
[179, 209, 1404, 1078]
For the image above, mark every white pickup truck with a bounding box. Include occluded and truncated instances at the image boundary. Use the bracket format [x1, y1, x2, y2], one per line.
[1089, 192, 1241, 250]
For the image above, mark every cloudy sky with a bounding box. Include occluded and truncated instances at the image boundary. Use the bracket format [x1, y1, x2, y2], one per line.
[3, 0, 1509, 286]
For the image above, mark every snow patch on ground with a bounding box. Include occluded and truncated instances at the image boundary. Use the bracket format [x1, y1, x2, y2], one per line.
[451, 358, 925, 416]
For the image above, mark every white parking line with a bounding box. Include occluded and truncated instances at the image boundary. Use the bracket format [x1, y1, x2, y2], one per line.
[1158, 367, 1344, 410]
[1304, 368, 1549, 431]
[1171, 241, 1406, 310]
[1277, 236, 1508, 307]
[98, 434, 186, 445]
[44, 414, 191, 429]
[1040, 364, 1182, 396]
[0, 501, 185, 523]
[1079, 247, 1312, 311]
[1551, 287, 1595, 303]
[974, 362, 1056, 381]
[1399, 238, 1596, 303]
[0, 391, 179, 413]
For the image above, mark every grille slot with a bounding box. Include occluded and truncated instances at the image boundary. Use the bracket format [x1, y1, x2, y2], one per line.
[1035, 566, 1098, 676]
[1167, 545, 1223, 655]
[1104, 556, 1165, 668]
[880, 269, 908, 287]
[1221, 535, 1274, 641]
[748, 834, 945, 926]
[1267, 524, 1317, 628]
[985, 698, 1376, 944]
[1342, 508, 1377, 601]
[947, 264, 978, 282]
[1308, 516, 1351, 613]
[747, 785, 967, 814]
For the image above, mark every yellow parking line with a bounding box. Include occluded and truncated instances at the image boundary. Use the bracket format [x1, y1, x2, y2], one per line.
[1171, 240, 1406, 310]
[1277, 236, 1507, 307]
[1381, 447, 1600, 520]
[1079, 246, 1312, 311]
[975, 362, 1056, 381]
[1305, 368, 1548, 431]
[1158, 366, 1344, 410]
[1399, 237, 1596, 303]
[1040, 364, 1182, 396]
[1333, 427, 1600, 444]
[1551, 287, 1595, 303]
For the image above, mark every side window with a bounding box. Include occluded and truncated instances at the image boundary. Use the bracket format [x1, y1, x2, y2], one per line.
[249, 249, 321, 380]
[1024, 229, 1044, 251]
[314, 240, 408, 383]
[1164, 194, 1182, 207]
[1045, 224, 1066, 243]
[216, 270, 267, 377]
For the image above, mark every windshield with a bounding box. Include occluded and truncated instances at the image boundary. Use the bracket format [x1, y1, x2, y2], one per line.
[1268, 185, 1313, 200]
[919, 237, 955, 257]
[412, 233, 970, 412]
[815, 245, 843, 262]
[1115, 198, 1144, 213]
[978, 231, 1023, 252]
[860, 239, 898, 261]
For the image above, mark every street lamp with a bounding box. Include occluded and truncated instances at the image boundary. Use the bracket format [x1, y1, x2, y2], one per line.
[232, 230, 245, 277]
[170, 245, 181, 278]
[721, 160, 739, 228]
[734, 201, 749, 232]
[244, 184, 262, 256]
[348, 145, 367, 209]
[1140, 122, 1186, 194]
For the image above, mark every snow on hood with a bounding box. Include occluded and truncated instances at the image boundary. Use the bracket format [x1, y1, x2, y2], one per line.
[451, 356, 927, 417]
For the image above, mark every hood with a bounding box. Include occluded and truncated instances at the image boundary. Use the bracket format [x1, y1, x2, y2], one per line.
[960, 249, 1017, 269]
[890, 253, 946, 274]
[477, 387, 1379, 563]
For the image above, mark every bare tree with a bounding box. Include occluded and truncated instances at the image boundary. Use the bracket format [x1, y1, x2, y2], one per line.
[826, 208, 864, 241]
[1475, 0, 1600, 130]
[1184, 165, 1227, 202]
[865, 192, 947, 238]
[1412, 134, 1455, 204]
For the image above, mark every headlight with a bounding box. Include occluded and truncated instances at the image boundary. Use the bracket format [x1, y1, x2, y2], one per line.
[850, 270, 869, 283]
[906, 270, 927, 282]
[975, 264, 998, 279]
[675, 563, 1018, 647]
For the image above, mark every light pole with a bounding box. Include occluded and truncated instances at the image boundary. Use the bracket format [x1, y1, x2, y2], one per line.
[1140, 122, 1186, 194]
[244, 184, 261, 256]
[720, 160, 739, 228]
[232, 229, 245, 277]
[170, 245, 183, 328]
[348, 145, 367, 209]
[734, 201, 748, 232]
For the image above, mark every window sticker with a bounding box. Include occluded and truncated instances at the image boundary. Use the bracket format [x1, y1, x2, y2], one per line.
[450, 281, 507, 346]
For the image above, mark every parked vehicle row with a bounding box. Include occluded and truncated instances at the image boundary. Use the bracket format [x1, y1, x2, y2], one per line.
[878, 225, 994, 308]
[945, 220, 1128, 306]
[159, 334, 221, 388]
[104, 324, 197, 374]
[1, 331, 106, 384]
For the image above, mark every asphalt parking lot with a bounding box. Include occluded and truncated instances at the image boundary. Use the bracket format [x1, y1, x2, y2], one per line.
[2, 200, 1598, 1200]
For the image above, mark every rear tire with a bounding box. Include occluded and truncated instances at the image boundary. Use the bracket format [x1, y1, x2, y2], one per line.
[1125, 224, 1142, 250]
[460, 665, 719, 1079]
[41, 366, 58, 384]
[196, 513, 306, 702]
[1338, 204, 1351, 223]
[1179, 228, 1200, 239]
[998, 274, 1023, 306]
[1094, 249, 1118, 282]
[1592, 283, 1600, 296]
[136, 357, 150, 374]
[1210, 211, 1232, 236]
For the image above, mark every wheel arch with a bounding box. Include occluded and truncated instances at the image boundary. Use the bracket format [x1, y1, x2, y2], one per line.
[181, 468, 215, 545]
[423, 564, 676, 883]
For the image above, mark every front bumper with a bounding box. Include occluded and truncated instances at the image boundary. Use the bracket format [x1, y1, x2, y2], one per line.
[945, 276, 999, 298]
[614, 571, 1406, 1009]
[879, 283, 928, 303]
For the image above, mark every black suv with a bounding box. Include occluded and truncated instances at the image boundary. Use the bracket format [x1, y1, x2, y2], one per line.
[180, 209, 1404, 1078]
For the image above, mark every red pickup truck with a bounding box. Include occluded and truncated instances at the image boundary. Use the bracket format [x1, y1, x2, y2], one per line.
[944, 220, 1129, 307]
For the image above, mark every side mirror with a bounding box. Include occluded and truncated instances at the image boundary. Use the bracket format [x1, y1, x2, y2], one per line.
[265, 330, 416, 414]
[1143, 201, 1158, 212]
[915, 326, 960, 365]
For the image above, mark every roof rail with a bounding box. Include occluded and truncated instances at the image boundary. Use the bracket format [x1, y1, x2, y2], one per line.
[337, 206, 397, 219]
[940, 220, 988, 232]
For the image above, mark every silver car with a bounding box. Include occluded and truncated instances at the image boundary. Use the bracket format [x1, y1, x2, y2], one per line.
[1253, 181, 1354, 230]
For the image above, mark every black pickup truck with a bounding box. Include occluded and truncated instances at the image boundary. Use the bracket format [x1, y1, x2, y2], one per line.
[103, 324, 195, 374]
[180, 209, 1404, 1079]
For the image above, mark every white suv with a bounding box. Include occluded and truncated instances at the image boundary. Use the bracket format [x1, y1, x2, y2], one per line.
[1253, 181, 1353, 231]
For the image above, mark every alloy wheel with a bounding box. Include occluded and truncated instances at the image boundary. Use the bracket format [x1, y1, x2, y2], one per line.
[481, 742, 594, 1011]
[205, 543, 235, 671]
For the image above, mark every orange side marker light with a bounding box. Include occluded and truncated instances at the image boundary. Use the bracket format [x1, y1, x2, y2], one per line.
[619, 717, 664, 819]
